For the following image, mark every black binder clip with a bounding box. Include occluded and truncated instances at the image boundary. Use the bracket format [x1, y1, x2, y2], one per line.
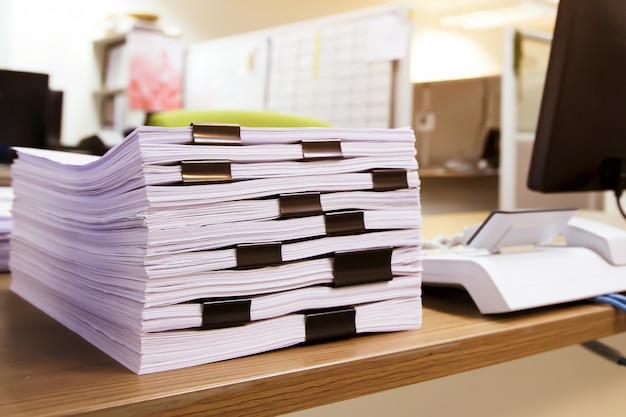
[372, 169, 409, 191]
[236, 242, 283, 269]
[201, 299, 251, 329]
[332, 247, 393, 287]
[305, 306, 357, 343]
[279, 192, 323, 218]
[191, 122, 241, 145]
[301, 139, 343, 161]
[181, 160, 232, 184]
[324, 211, 365, 236]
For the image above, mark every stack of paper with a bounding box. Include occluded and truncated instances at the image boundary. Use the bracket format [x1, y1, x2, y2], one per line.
[9, 124, 422, 374]
[0, 187, 12, 271]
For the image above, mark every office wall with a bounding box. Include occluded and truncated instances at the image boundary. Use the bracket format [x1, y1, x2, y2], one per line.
[0, 0, 504, 145]
[411, 24, 501, 82]
[0, 0, 397, 145]
[1, 0, 185, 145]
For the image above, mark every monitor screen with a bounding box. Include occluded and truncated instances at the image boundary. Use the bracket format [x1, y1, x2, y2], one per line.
[528, 0, 626, 197]
[0, 69, 50, 162]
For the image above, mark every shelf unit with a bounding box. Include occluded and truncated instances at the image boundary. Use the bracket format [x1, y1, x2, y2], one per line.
[92, 31, 183, 139]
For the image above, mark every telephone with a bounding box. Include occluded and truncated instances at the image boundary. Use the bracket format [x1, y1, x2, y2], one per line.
[421, 209, 626, 314]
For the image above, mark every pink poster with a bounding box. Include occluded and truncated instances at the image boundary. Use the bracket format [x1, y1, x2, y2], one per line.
[126, 32, 183, 111]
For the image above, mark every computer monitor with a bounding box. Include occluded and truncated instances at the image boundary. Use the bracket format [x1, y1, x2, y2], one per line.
[0, 69, 50, 162]
[45, 89, 64, 147]
[527, 0, 626, 217]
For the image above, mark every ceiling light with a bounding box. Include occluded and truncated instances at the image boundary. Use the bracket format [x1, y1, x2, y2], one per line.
[441, 0, 557, 29]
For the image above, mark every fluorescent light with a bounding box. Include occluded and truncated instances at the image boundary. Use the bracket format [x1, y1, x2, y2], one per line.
[441, 0, 557, 29]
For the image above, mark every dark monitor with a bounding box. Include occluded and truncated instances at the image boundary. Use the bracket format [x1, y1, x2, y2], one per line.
[528, 0, 626, 214]
[0, 69, 50, 162]
[45, 90, 64, 147]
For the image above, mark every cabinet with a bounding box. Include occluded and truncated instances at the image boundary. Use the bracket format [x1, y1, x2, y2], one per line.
[93, 31, 183, 140]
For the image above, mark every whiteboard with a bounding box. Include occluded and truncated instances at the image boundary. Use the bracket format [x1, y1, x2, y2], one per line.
[185, 35, 270, 110]
[184, 4, 413, 128]
[268, 18, 400, 128]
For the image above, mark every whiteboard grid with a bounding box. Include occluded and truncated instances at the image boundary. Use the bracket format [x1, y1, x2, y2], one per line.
[184, 5, 412, 128]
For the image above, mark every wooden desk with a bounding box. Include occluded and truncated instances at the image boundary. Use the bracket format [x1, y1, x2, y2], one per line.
[0, 165, 10, 187]
[2, 212, 625, 417]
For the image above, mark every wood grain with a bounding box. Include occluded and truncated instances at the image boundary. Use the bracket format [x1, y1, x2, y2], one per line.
[1, 211, 625, 416]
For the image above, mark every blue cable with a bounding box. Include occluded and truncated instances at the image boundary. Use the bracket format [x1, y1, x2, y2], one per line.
[590, 294, 626, 313]
[606, 293, 626, 305]
[585, 293, 626, 366]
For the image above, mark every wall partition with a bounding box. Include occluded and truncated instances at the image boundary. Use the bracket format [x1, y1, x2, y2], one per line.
[499, 28, 603, 210]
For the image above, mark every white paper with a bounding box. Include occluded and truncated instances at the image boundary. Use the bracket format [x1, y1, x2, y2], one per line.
[365, 12, 410, 62]
[9, 124, 423, 374]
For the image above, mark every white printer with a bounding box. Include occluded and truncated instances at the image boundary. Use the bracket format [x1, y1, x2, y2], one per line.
[421, 209, 626, 314]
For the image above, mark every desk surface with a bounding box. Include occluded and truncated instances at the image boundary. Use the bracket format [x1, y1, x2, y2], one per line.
[2, 212, 626, 417]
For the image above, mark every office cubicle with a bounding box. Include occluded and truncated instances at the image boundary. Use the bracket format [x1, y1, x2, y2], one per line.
[412, 76, 500, 215]
[499, 28, 603, 210]
[413, 76, 500, 172]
